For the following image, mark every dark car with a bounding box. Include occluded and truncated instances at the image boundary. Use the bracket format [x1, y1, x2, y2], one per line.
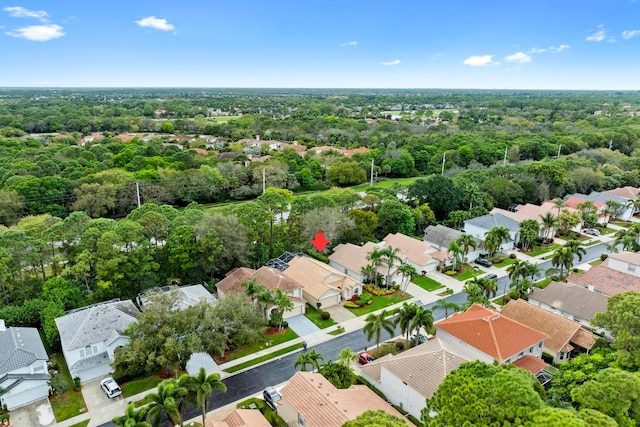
[263, 386, 282, 410]
[475, 257, 493, 268]
[358, 352, 375, 365]
[485, 273, 498, 280]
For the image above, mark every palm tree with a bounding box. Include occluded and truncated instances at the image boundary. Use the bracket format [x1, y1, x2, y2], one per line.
[506, 259, 526, 281]
[146, 379, 188, 427]
[294, 349, 324, 371]
[242, 278, 260, 305]
[509, 278, 534, 300]
[465, 183, 482, 210]
[447, 210, 470, 230]
[456, 234, 478, 265]
[272, 289, 294, 330]
[484, 226, 511, 256]
[564, 240, 586, 262]
[397, 263, 417, 296]
[113, 403, 151, 427]
[319, 360, 355, 389]
[337, 348, 358, 367]
[180, 368, 226, 427]
[360, 265, 375, 284]
[626, 198, 640, 215]
[551, 246, 574, 277]
[433, 299, 460, 319]
[363, 310, 395, 354]
[447, 241, 464, 272]
[518, 219, 539, 251]
[479, 277, 498, 299]
[523, 262, 542, 281]
[605, 200, 622, 222]
[394, 302, 417, 341]
[381, 246, 401, 288]
[410, 306, 435, 346]
[539, 212, 558, 241]
[366, 246, 385, 284]
[462, 281, 490, 307]
[255, 286, 273, 317]
[553, 198, 566, 217]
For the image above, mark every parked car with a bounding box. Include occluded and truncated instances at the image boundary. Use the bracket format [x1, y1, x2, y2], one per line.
[583, 228, 601, 236]
[263, 386, 282, 410]
[358, 352, 375, 365]
[475, 257, 493, 268]
[100, 377, 122, 398]
[485, 273, 498, 280]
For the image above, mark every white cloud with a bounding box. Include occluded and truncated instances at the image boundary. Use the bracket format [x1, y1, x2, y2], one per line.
[382, 59, 401, 66]
[528, 47, 547, 54]
[622, 29, 640, 39]
[135, 16, 175, 31]
[505, 51, 532, 64]
[587, 25, 606, 42]
[6, 24, 64, 41]
[431, 52, 445, 60]
[463, 55, 495, 67]
[549, 44, 570, 52]
[4, 6, 48, 22]
[340, 40, 357, 47]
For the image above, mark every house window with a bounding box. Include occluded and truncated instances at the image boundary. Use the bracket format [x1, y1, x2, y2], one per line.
[559, 352, 565, 360]
[33, 364, 45, 373]
[505, 358, 511, 363]
[79, 349, 85, 358]
[518, 352, 524, 357]
[529, 346, 533, 353]
[538, 342, 543, 348]
[298, 413, 305, 426]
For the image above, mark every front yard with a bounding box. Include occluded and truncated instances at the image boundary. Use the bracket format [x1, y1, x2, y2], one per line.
[412, 275, 444, 291]
[345, 291, 412, 316]
[304, 304, 337, 329]
[525, 243, 561, 257]
[446, 264, 483, 281]
[49, 354, 88, 422]
[215, 328, 299, 363]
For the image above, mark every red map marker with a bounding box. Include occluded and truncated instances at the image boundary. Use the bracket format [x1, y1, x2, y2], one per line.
[311, 231, 330, 252]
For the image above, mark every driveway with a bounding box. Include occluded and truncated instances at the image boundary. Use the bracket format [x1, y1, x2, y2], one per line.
[286, 315, 320, 336]
[81, 377, 129, 426]
[9, 399, 55, 427]
[323, 304, 356, 323]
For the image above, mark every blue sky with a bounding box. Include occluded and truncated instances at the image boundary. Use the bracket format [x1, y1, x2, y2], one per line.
[1, 0, 640, 89]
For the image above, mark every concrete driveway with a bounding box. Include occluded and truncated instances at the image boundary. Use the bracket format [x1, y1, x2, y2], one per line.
[286, 315, 320, 336]
[81, 378, 129, 426]
[9, 399, 55, 427]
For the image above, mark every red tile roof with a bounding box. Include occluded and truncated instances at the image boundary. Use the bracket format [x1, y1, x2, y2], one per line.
[436, 304, 549, 361]
[512, 355, 547, 374]
[566, 265, 640, 296]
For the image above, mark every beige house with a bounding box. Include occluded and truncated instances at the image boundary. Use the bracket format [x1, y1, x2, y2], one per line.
[216, 266, 306, 318]
[500, 299, 598, 364]
[277, 372, 406, 427]
[329, 241, 394, 283]
[605, 251, 640, 277]
[381, 233, 440, 273]
[528, 281, 608, 328]
[283, 256, 360, 309]
[209, 408, 271, 427]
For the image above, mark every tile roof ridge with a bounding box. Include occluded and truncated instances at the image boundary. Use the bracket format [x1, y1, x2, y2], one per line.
[486, 315, 503, 361]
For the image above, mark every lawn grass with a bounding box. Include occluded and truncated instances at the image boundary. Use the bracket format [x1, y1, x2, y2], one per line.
[598, 226, 617, 235]
[349, 176, 422, 192]
[224, 343, 304, 373]
[437, 288, 454, 296]
[412, 275, 444, 291]
[49, 354, 88, 422]
[219, 328, 299, 362]
[328, 326, 345, 336]
[584, 239, 601, 246]
[304, 304, 337, 329]
[536, 278, 552, 289]
[133, 395, 154, 408]
[610, 221, 631, 228]
[68, 420, 90, 427]
[122, 376, 164, 398]
[495, 257, 518, 268]
[589, 258, 604, 266]
[528, 243, 561, 257]
[450, 265, 482, 281]
[345, 291, 412, 316]
[236, 397, 286, 426]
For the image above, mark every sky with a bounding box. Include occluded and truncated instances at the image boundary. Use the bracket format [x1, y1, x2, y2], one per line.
[1, 0, 640, 89]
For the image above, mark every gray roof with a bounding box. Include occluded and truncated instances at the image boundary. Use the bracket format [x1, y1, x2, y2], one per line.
[69, 351, 109, 374]
[55, 300, 140, 352]
[0, 326, 48, 375]
[138, 284, 216, 311]
[573, 192, 628, 206]
[424, 225, 480, 248]
[186, 352, 218, 375]
[464, 213, 520, 233]
[529, 281, 609, 321]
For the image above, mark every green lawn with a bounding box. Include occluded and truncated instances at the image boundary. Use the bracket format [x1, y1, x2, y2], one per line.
[584, 239, 601, 246]
[224, 343, 303, 373]
[528, 243, 561, 257]
[133, 395, 154, 408]
[412, 275, 444, 291]
[49, 354, 88, 422]
[610, 221, 631, 228]
[345, 291, 412, 316]
[219, 328, 299, 362]
[304, 304, 337, 329]
[122, 376, 164, 398]
[449, 265, 483, 281]
[328, 326, 346, 336]
[349, 176, 423, 192]
[68, 420, 90, 427]
[589, 258, 604, 266]
[236, 397, 286, 426]
[536, 278, 552, 288]
[597, 226, 617, 235]
[495, 257, 518, 268]
[437, 288, 454, 296]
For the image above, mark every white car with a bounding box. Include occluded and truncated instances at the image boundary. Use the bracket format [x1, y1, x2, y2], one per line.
[583, 228, 601, 236]
[100, 377, 122, 398]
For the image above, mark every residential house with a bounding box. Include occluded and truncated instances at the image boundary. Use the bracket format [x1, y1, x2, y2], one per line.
[216, 266, 306, 318]
[563, 195, 609, 225]
[436, 304, 548, 365]
[277, 372, 406, 427]
[528, 281, 608, 329]
[491, 201, 582, 236]
[574, 191, 635, 221]
[463, 213, 520, 253]
[55, 299, 140, 383]
[603, 186, 640, 214]
[0, 320, 50, 410]
[500, 299, 598, 364]
[329, 241, 398, 283]
[209, 408, 271, 427]
[136, 284, 216, 311]
[359, 337, 470, 419]
[381, 233, 440, 274]
[423, 225, 481, 266]
[566, 263, 640, 296]
[604, 251, 640, 277]
[283, 256, 360, 309]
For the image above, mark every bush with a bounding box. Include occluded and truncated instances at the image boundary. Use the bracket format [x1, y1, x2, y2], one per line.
[360, 292, 373, 303]
[320, 311, 331, 320]
[356, 299, 367, 307]
[344, 301, 359, 308]
[541, 352, 554, 364]
[445, 270, 456, 276]
[510, 253, 517, 259]
[395, 341, 404, 351]
[73, 376, 81, 390]
[601, 253, 608, 261]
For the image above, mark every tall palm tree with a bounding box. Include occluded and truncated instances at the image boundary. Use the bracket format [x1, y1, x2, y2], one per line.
[180, 368, 226, 427]
[552, 198, 566, 217]
[242, 278, 260, 305]
[366, 246, 385, 284]
[410, 306, 435, 345]
[146, 379, 188, 427]
[255, 286, 273, 317]
[447, 241, 464, 272]
[433, 299, 460, 319]
[462, 281, 490, 307]
[484, 226, 511, 256]
[518, 219, 539, 251]
[456, 234, 478, 265]
[551, 246, 574, 277]
[294, 349, 324, 372]
[272, 289, 294, 330]
[465, 183, 482, 210]
[360, 265, 375, 284]
[509, 278, 534, 300]
[394, 302, 417, 341]
[506, 259, 526, 281]
[363, 310, 395, 354]
[381, 246, 401, 288]
[564, 240, 586, 262]
[337, 348, 358, 367]
[319, 359, 355, 389]
[113, 403, 151, 427]
[626, 198, 640, 215]
[397, 263, 418, 296]
[539, 212, 558, 241]
[605, 200, 622, 222]
[523, 262, 542, 281]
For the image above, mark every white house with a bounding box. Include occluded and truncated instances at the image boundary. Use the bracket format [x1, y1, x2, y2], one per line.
[423, 225, 481, 266]
[574, 191, 636, 221]
[0, 320, 50, 410]
[605, 251, 640, 277]
[55, 299, 140, 383]
[136, 284, 216, 311]
[463, 213, 520, 253]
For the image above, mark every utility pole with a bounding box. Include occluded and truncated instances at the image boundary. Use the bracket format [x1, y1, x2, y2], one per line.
[262, 168, 266, 193]
[557, 145, 562, 159]
[503, 147, 507, 166]
[441, 152, 446, 175]
[135, 182, 141, 208]
[609, 138, 613, 150]
[370, 159, 374, 187]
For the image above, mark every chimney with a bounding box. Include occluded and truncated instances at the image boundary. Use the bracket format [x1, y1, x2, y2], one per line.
[0, 319, 5, 332]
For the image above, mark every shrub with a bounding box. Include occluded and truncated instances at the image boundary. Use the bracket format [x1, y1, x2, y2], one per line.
[395, 341, 404, 351]
[344, 301, 359, 308]
[510, 253, 517, 259]
[360, 292, 372, 303]
[356, 299, 367, 307]
[445, 270, 456, 276]
[601, 253, 608, 261]
[541, 352, 554, 364]
[73, 376, 81, 390]
[320, 311, 331, 320]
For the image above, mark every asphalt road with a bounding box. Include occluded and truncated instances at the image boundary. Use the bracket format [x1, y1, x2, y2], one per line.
[100, 241, 610, 426]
